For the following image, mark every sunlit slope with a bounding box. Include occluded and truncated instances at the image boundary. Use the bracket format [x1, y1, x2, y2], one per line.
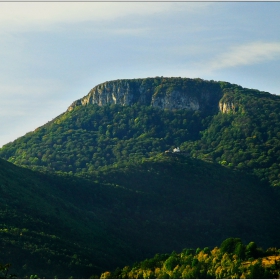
[102, 237, 280, 279]
[0, 103, 207, 174]
[2, 78, 280, 188]
[181, 85, 280, 188]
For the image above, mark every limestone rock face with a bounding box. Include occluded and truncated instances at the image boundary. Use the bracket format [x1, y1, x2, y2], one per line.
[219, 101, 236, 113]
[151, 90, 200, 110]
[67, 77, 223, 113]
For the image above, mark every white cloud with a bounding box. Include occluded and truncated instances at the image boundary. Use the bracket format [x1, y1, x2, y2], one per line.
[2, 1, 280, 148]
[205, 42, 280, 71]
[0, 2, 211, 33]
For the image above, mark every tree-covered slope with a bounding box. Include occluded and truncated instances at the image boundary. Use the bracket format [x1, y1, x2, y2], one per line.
[1, 77, 280, 277]
[1, 154, 280, 278]
[0, 103, 206, 174]
[1, 77, 280, 188]
[93, 154, 280, 251]
[102, 237, 280, 279]
[0, 77, 225, 175]
[181, 85, 280, 187]
[0, 157, 130, 278]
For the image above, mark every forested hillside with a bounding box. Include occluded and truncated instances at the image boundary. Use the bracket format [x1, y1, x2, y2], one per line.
[1, 77, 280, 278]
[181, 85, 280, 188]
[0, 104, 205, 174]
[1, 154, 280, 278]
[0, 158, 127, 278]
[101, 237, 280, 279]
[1, 77, 280, 189]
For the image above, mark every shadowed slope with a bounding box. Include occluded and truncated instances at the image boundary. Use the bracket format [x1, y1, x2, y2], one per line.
[1, 154, 280, 277]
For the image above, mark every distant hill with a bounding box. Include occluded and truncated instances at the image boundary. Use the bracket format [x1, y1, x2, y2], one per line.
[1, 77, 280, 188]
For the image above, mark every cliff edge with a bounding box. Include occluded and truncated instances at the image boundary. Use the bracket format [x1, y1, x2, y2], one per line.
[67, 77, 224, 114]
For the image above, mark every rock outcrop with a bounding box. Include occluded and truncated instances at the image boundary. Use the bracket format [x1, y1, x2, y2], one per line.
[219, 101, 236, 113]
[67, 77, 224, 114]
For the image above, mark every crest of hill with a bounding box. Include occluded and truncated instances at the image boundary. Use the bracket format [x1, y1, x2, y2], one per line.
[1, 76, 280, 188]
[67, 77, 276, 114]
[67, 77, 223, 113]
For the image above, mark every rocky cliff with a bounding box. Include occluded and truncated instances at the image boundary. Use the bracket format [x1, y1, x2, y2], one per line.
[67, 77, 224, 114]
[218, 101, 236, 113]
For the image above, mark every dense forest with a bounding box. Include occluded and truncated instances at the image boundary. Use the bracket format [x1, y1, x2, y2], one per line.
[0, 103, 205, 174]
[181, 85, 280, 188]
[1, 77, 280, 278]
[1, 78, 280, 189]
[101, 238, 280, 279]
[0, 158, 118, 278]
[1, 153, 280, 278]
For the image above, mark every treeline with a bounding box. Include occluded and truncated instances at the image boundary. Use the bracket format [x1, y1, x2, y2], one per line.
[101, 238, 280, 279]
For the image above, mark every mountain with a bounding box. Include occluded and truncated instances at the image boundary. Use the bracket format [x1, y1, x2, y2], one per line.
[1, 76, 280, 277]
[67, 77, 222, 112]
[0, 77, 222, 176]
[1, 154, 280, 278]
[1, 77, 280, 188]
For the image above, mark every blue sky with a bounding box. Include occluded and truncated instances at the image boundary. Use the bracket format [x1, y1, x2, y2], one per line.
[1, 2, 280, 147]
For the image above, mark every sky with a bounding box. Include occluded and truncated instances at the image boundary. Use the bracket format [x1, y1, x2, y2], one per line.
[1, 2, 280, 147]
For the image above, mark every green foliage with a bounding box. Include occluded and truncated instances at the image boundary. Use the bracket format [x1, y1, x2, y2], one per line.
[2, 77, 280, 189]
[1, 77, 280, 277]
[0, 103, 206, 175]
[164, 255, 178, 271]
[220, 238, 242, 254]
[181, 85, 280, 188]
[220, 238, 246, 260]
[246, 259, 273, 279]
[102, 238, 279, 279]
[1, 153, 280, 278]
[246, 242, 259, 259]
[0, 263, 16, 279]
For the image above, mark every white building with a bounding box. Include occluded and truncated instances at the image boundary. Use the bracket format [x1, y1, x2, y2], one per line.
[173, 147, 180, 153]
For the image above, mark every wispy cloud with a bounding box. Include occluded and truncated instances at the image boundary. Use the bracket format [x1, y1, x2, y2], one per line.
[0, 2, 211, 33]
[205, 42, 280, 71]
